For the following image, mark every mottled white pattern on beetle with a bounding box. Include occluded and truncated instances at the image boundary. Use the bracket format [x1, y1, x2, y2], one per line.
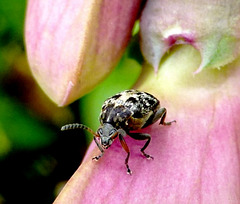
[99, 90, 160, 130]
[102, 90, 158, 115]
[104, 90, 137, 105]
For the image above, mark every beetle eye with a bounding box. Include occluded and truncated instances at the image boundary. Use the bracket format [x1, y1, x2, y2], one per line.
[109, 129, 116, 136]
[98, 128, 103, 136]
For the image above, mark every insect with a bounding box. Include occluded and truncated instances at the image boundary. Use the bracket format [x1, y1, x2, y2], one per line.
[61, 90, 176, 174]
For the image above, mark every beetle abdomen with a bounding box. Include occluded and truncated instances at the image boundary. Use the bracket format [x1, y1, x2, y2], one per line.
[99, 90, 160, 130]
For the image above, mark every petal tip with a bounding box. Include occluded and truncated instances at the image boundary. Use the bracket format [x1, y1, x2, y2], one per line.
[59, 81, 75, 107]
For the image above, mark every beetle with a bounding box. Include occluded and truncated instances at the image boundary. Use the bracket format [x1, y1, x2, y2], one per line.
[61, 89, 176, 174]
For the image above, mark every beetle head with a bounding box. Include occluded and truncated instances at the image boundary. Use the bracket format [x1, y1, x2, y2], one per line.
[97, 123, 118, 149]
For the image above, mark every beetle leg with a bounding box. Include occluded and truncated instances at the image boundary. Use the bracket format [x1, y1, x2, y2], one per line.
[92, 136, 104, 161]
[119, 134, 132, 175]
[128, 132, 153, 159]
[154, 107, 176, 126]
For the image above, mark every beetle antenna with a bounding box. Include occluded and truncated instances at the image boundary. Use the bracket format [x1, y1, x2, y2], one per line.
[61, 123, 98, 137]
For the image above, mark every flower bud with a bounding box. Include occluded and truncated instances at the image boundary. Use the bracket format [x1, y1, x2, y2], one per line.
[25, 0, 142, 106]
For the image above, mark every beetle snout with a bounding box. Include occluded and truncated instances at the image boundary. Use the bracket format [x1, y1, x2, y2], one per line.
[101, 137, 112, 149]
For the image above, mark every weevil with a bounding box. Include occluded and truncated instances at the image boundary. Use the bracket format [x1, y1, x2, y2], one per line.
[61, 90, 176, 174]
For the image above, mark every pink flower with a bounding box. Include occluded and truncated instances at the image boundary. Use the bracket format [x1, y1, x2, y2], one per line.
[54, 46, 240, 203]
[25, 0, 240, 203]
[141, 0, 240, 73]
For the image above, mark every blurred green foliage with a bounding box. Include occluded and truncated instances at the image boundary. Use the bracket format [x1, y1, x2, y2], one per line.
[0, 0, 26, 76]
[0, 1, 79, 203]
[0, 92, 55, 153]
[0, 0, 25, 38]
[0, 0, 56, 159]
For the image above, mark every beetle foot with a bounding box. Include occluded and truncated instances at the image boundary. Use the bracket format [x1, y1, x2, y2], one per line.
[126, 165, 132, 175]
[163, 120, 176, 126]
[142, 151, 154, 160]
[92, 155, 101, 161]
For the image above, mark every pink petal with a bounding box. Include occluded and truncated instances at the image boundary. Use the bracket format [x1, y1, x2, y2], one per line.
[140, 0, 240, 73]
[25, 0, 142, 106]
[54, 46, 240, 203]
